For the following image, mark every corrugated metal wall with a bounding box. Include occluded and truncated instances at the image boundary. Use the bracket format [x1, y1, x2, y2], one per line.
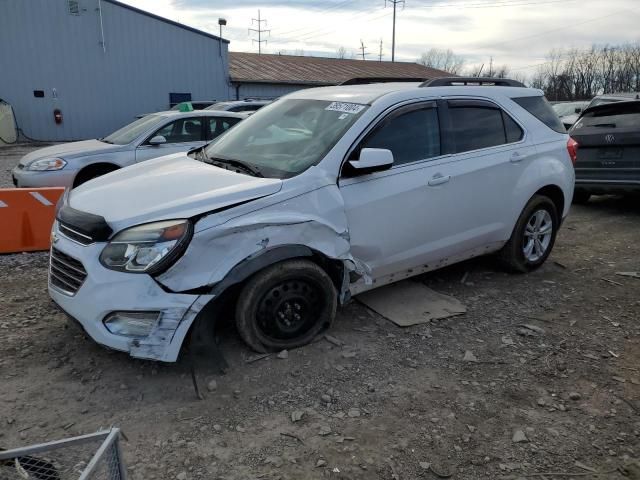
[0, 0, 230, 141]
[233, 83, 314, 100]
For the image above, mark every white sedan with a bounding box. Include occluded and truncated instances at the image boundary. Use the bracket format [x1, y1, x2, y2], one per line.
[11, 110, 247, 188]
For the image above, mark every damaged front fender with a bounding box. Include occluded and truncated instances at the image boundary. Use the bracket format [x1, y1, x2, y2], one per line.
[156, 183, 370, 297]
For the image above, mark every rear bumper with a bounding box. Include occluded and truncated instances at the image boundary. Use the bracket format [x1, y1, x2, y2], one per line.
[575, 179, 640, 194]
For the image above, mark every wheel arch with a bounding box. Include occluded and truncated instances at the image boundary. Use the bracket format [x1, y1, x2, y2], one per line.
[206, 245, 347, 300]
[534, 184, 565, 220]
[177, 245, 348, 360]
[73, 162, 120, 187]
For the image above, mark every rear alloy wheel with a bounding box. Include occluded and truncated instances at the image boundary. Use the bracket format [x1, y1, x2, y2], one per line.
[235, 259, 337, 353]
[498, 195, 559, 273]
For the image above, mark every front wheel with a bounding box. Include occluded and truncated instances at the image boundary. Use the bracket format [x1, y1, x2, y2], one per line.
[498, 195, 559, 273]
[235, 259, 337, 353]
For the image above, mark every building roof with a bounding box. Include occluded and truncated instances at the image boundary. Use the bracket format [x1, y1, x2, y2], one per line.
[104, 0, 229, 44]
[229, 52, 451, 86]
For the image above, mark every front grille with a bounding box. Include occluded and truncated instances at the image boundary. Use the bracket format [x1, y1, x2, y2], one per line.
[59, 222, 94, 245]
[50, 247, 87, 296]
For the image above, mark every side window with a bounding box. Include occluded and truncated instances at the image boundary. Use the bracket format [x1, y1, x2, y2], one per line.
[449, 106, 506, 153]
[504, 112, 524, 143]
[206, 117, 241, 141]
[151, 118, 202, 143]
[362, 107, 441, 165]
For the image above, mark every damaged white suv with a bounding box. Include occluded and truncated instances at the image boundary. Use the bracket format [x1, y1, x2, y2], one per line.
[49, 78, 575, 362]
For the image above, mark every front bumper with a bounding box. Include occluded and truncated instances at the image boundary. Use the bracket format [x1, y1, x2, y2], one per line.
[12, 166, 77, 188]
[48, 226, 213, 362]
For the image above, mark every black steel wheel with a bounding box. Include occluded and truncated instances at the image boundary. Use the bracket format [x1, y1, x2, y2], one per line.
[235, 259, 337, 352]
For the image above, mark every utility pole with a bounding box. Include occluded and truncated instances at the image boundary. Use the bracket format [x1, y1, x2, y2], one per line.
[249, 10, 270, 54]
[379, 39, 383, 61]
[385, 0, 404, 62]
[359, 40, 369, 61]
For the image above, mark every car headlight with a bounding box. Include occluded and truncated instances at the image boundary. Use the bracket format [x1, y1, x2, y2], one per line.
[27, 157, 67, 171]
[99, 220, 192, 274]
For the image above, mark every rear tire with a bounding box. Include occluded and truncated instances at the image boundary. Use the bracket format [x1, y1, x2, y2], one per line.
[572, 190, 591, 204]
[498, 195, 559, 273]
[235, 259, 337, 353]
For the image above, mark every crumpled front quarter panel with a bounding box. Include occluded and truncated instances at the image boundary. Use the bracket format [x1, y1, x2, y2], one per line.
[157, 184, 356, 293]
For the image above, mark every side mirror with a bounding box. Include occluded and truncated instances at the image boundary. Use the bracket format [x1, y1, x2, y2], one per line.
[348, 148, 394, 174]
[575, 107, 582, 114]
[148, 135, 167, 146]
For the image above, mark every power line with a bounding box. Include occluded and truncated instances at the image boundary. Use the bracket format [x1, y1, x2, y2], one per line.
[248, 9, 270, 54]
[385, 0, 404, 62]
[277, 5, 389, 44]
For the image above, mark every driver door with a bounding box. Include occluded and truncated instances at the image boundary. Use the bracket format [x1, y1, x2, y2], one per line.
[135, 117, 206, 162]
[339, 102, 450, 282]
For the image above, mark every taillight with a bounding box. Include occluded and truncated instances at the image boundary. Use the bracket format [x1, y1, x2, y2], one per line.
[567, 137, 579, 165]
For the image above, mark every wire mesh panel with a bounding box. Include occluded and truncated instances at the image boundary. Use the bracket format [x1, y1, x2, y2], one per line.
[0, 429, 126, 480]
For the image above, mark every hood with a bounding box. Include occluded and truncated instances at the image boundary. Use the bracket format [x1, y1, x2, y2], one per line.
[68, 153, 283, 232]
[19, 139, 124, 166]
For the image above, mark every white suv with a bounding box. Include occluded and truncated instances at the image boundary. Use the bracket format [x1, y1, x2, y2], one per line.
[49, 78, 576, 361]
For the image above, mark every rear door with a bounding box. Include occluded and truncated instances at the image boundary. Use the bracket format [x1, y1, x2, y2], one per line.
[570, 102, 640, 185]
[135, 117, 206, 162]
[437, 98, 536, 248]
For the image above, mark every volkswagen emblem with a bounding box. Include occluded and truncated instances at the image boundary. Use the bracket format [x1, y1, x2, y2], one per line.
[605, 134, 615, 144]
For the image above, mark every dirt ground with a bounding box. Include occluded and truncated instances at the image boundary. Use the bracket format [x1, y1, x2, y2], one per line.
[1, 144, 639, 480]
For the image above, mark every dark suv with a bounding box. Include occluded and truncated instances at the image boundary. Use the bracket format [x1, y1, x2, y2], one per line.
[570, 100, 640, 202]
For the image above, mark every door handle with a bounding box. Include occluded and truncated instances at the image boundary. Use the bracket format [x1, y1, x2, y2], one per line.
[510, 151, 524, 163]
[428, 174, 451, 186]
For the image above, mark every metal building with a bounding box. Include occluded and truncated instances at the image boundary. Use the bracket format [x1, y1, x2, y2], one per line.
[229, 52, 451, 100]
[0, 0, 230, 141]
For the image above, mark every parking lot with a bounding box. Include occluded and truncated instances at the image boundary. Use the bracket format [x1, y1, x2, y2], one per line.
[0, 144, 638, 479]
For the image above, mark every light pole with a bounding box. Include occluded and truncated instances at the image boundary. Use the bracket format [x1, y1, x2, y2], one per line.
[218, 18, 227, 57]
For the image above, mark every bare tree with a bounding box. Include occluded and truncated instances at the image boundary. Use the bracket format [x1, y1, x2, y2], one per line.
[336, 46, 347, 59]
[529, 42, 640, 100]
[418, 48, 465, 74]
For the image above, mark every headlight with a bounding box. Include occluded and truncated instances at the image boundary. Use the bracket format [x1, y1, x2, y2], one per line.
[100, 220, 192, 274]
[27, 157, 67, 171]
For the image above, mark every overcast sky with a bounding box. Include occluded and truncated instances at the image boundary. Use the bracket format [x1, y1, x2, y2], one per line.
[123, 0, 640, 75]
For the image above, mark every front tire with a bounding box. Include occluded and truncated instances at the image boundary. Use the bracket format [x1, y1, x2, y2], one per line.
[235, 259, 337, 353]
[498, 195, 559, 273]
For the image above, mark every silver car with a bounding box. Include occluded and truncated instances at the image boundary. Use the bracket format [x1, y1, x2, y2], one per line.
[12, 110, 246, 188]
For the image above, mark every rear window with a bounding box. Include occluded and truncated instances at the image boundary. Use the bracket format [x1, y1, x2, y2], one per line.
[572, 102, 640, 131]
[513, 96, 566, 133]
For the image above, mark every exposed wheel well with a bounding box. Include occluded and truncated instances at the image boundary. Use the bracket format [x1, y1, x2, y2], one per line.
[189, 249, 344, 323]
[73, 162, 119, 187]
[182, 250, 345, 359]
[534, 185, 565, 218]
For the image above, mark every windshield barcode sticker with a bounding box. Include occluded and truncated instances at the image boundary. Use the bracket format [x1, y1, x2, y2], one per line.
[325, 102, 366, 114]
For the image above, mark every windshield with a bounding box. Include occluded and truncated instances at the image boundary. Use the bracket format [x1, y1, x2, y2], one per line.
[102, 115, 162, 145]
[573, 102, 640, 130]
[203, 99, 368, 178]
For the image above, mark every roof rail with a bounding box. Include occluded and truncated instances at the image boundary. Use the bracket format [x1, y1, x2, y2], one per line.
[421, 77, 526, 88]
[340, 77, 427, 86]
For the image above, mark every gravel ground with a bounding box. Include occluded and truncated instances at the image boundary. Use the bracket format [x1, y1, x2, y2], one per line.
[1, 144, 639, 480]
